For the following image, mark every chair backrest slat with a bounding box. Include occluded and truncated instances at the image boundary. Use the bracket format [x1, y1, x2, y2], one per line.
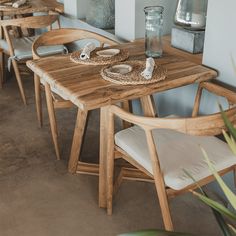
[0, 14, 59, 29]
[32, 28, 119, 59]
[109, 83, 236, 136]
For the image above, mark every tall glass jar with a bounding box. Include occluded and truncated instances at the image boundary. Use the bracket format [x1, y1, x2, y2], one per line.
[144, 6, 164, 58]
[174, 0, 208, 30]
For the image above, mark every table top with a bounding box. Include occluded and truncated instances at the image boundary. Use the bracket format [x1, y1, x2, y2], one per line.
[0, 0, 64, 15]
[27, 40, 217, 111]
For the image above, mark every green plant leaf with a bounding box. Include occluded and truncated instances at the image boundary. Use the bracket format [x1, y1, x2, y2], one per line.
[204, 191, 233, 236]
[213, 210, 233, 236]
[182, 169, 204, 195]
[182, 170, 232, 235]
[228, 224, 236, 235]
[222, 130, 236, 155]
[192, 191, 236, 221]
[201, 147, 236, 210]
[220, 105, 236, 140]
[118, 229, 193, 236]
[184, 170, 233, 235]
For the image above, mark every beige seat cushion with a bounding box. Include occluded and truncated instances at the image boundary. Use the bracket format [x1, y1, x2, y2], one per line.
[0, 36, 66, 60]
[115, 125, 236, 190]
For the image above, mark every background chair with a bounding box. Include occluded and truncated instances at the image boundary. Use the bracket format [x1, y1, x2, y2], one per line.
[32, 28, 121, 160]
[106, 81, 236, 231]
[0, 13, 62, 105]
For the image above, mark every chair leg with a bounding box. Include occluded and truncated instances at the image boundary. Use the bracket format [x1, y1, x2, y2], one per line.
[0, 50, 4, 88]
[234, 166, 236, 188]
[45, 83, 60, 160]
[12, 59, 26, 105]
[106, 111, 115, 215]
[145, 129, 173, 230]
[153, 174, 173, 231]
[34, 74, 43, 127]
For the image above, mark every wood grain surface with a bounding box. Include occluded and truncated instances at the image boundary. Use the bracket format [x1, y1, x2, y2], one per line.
[27, 40, 217, 111]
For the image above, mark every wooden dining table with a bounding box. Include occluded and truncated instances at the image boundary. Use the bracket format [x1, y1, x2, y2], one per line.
[26, 39, 217, 208]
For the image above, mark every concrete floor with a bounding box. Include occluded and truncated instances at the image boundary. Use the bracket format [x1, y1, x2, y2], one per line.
[0, 76, 222, 236]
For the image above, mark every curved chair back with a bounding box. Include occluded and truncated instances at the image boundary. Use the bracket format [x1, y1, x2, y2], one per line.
[32, 28, 119, 59]
[109, 81, 236, 136]
[0, 14, 59, 57]
[0, 14, 59, 29]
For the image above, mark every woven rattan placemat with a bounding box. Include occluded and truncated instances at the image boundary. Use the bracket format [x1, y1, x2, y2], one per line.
[70, 48, 129, 66]
[101, 60, 167, 85]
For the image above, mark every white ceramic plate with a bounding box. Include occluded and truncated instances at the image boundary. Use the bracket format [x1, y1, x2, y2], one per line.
[105, 64, 133, 75]
[96, 49, 120, 58]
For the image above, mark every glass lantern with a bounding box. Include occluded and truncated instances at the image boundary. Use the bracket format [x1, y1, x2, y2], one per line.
[144, 6, 164, 58]
[174, 0, 208, 30]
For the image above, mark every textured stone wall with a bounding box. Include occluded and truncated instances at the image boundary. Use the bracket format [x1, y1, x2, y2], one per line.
[86, 0, 115, 29]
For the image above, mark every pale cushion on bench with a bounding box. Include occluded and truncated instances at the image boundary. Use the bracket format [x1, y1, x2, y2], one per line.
[0, 36, 66, 60]
[115, 125, 236, 190]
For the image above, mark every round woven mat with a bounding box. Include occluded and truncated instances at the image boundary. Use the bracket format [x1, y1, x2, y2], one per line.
[70, 48, 129, 66]
[0, 1, 31, 11]
[101, 60, 167, 85]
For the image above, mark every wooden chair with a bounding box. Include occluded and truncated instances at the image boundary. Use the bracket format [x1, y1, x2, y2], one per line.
[106, 81, 236, 231]
[32, 28, 121, 160]
[0, 48, 3, 88]
[0, 13, 62, 105]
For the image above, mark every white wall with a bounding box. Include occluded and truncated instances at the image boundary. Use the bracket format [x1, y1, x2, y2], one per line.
[201, 0, 236, 194]
[151, 0, 236, 117]
[115, 0, 136, 41]
[115, 0, 177, 41]
[203, 0, 236, 85]
[63, 0, 89, 19]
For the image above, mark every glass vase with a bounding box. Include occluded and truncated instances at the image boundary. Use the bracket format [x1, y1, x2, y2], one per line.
[144, 6, 164, 58]
[174, 0, 208, 30]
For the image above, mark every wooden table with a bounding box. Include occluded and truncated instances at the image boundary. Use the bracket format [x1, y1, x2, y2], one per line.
[27, 40, 217, 208]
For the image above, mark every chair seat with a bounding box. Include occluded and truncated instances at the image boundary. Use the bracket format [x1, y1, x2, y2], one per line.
[115, 125, 236, 190]
[0, 36, 65, 60]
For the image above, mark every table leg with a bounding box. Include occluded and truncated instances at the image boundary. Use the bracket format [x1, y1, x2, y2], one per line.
[99, 106, 109, 208]
[68, 108, 88, 174]
[45, 83, 60, 160]
[98, 98, 156, 208]
[121, 100, 132, 129]
[140, 95, 157, 117]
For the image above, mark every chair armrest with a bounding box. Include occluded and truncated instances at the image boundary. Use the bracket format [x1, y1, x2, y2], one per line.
[201, 81, 236, 104]
[109, 104, 236, 136]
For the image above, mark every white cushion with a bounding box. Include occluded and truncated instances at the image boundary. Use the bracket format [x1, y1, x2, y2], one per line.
[0, 36, 65, 60]
[115, 125, 236, 190]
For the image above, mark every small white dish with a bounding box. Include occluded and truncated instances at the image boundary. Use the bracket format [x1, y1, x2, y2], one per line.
[96, 49, 120, 58]
[106, 64, 132, 75]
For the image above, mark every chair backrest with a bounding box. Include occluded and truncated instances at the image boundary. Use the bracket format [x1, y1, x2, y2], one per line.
[0, 13, 60, 57]
[32, 28, 119, 59]
[109, 82, 236, 137]
[0, 14, 59, 29]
